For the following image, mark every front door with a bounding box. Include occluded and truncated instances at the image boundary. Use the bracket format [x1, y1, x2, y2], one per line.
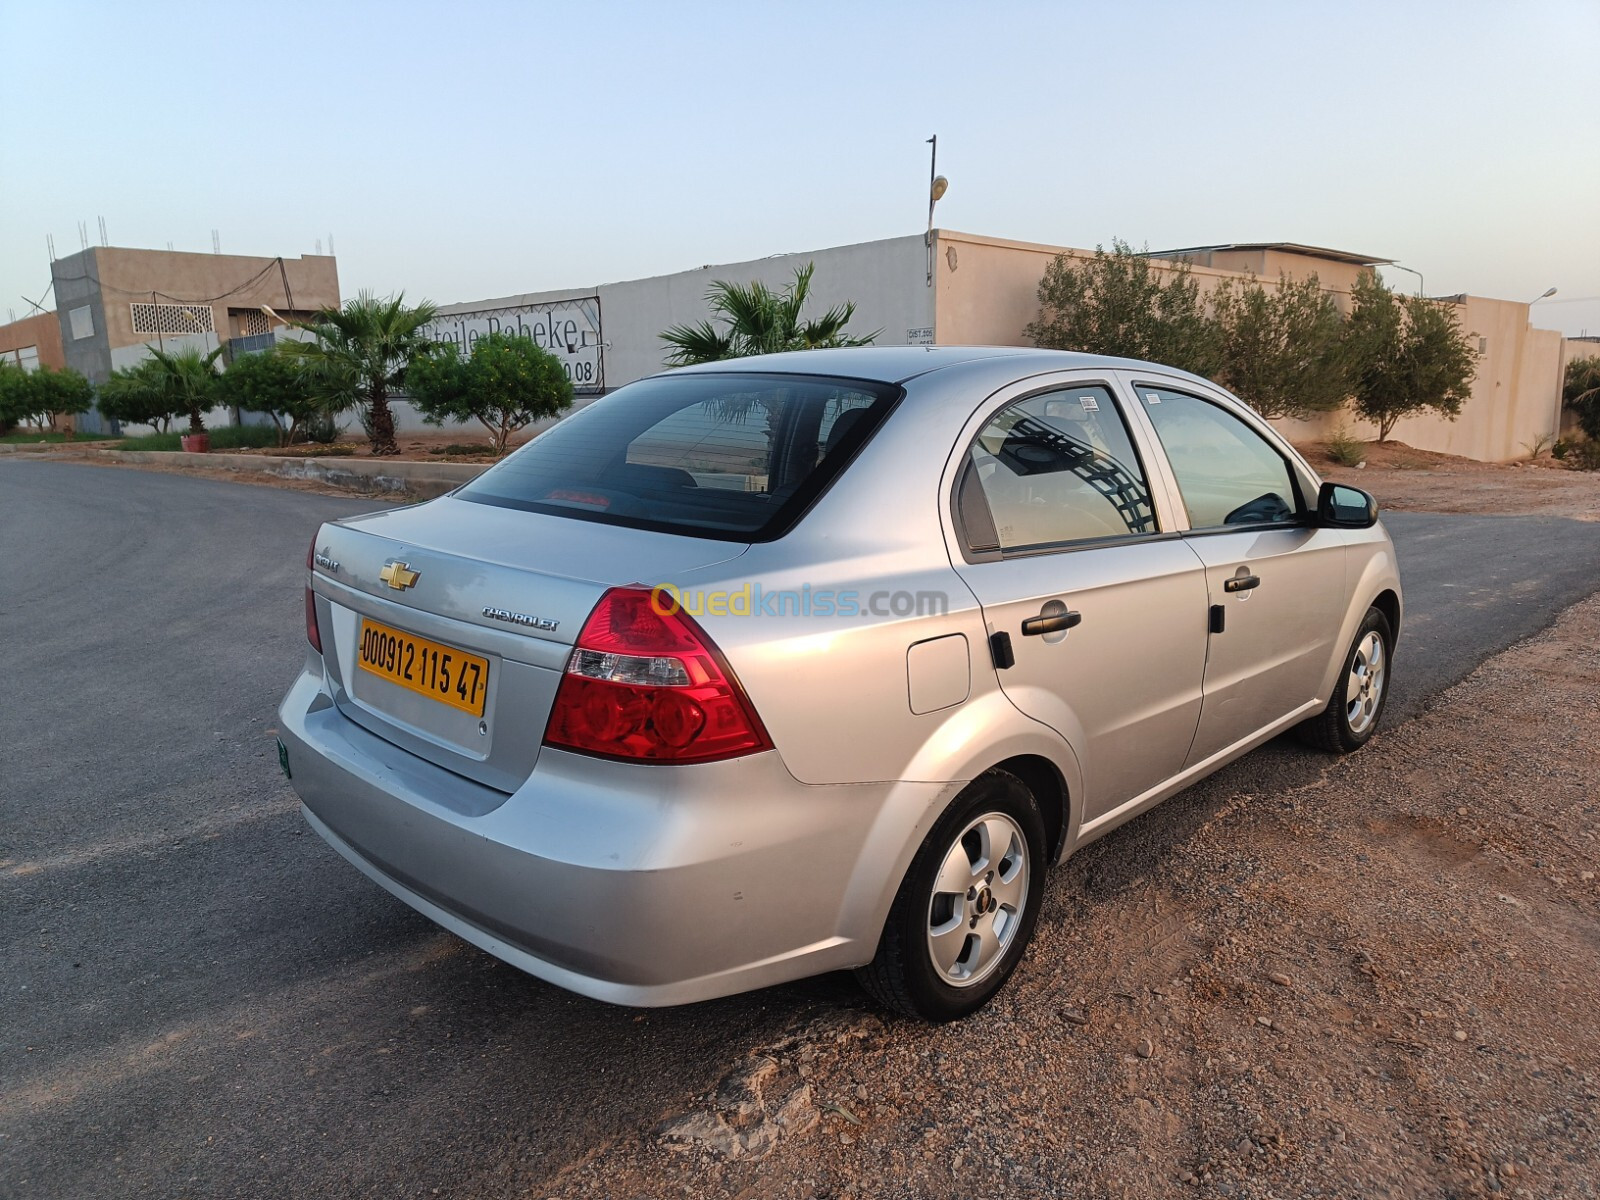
[1127, 382, 1346, 766]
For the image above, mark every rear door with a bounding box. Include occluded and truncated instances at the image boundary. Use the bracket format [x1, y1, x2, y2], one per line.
[1121, 379, 1346, 766]
[947, 377, 1208, 822]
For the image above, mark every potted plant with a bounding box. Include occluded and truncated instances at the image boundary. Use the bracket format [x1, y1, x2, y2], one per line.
[148, 346, 223, 453]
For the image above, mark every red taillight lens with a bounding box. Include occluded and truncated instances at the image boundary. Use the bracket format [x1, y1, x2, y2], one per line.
[543, 587, 771, 763]
[305, 538, 322, 654]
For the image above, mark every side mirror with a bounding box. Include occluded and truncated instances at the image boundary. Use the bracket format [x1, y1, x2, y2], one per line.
[1317, 481, 1378, 529]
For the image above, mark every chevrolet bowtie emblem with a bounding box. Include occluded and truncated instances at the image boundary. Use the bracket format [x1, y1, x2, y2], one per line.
[379, 560, 420, 590]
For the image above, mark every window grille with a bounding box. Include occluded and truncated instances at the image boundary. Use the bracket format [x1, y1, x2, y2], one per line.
[235, 310, 271, 337]
[131, 302, 215, 335]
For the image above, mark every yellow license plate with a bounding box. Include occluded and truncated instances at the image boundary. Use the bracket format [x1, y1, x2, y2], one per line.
[356, 618, 490, 717]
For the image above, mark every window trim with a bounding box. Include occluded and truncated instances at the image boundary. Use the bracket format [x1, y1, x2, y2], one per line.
[948, 378, 1166, 563]
[1123, 378, 1312, 534]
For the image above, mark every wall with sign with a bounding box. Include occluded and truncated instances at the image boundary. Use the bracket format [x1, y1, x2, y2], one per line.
[595, 233, 934, 386]
[390, 235, 933, 435]
[417, 295, 604, 393]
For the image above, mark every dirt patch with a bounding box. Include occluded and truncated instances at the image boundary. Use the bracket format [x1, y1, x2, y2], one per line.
[228, 431, 515, 464]
[1297, 439, 1600, 521]
[538, 595, 1600, 1199]
[54, 453, 415, 503]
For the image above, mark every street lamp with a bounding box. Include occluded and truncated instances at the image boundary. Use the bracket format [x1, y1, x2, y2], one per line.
[1388, 264, 1424, 297]
[926, 135, 949, 286]
[1529, 287, 1557, 303]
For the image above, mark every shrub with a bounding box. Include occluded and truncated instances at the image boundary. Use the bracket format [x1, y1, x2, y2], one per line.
[208, 424, 280, 450]
[98, 360, 183, 432]
[1563, 357, 1600, 441]
[1325, 427, 1366, 467]
[301, 414, 344, 444]
[1563, 439, 1600, 472]
[1521, 432, 1555, 460]
[406, 332, 573, 456]
[217, 346, 333, 446]
[114, 432, 183, 451]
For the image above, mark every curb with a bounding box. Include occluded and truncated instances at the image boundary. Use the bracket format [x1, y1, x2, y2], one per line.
[0, 440, 124, 454]
[90, 449, 489, 499]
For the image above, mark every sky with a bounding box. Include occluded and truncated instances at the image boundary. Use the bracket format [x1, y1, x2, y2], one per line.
[3, 0, 1598, 336]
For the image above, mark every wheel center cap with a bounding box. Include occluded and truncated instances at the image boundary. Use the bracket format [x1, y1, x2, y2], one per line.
[974, 885, 993, 915]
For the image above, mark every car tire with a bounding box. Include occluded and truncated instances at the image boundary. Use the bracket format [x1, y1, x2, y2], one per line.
[1296, 606, 1393, 754]
[856, 770, 1048, 1022]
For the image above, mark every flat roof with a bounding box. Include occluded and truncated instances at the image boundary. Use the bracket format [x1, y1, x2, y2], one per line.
[1147, 242, 1394, 267]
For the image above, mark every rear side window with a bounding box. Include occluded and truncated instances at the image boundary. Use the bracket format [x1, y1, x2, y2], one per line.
[457, 372, 900, 541]
[1136, 386, 1299, 528]
[964, 386, 1157, 552]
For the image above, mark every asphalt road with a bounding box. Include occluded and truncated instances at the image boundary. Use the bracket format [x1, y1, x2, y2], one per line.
[3, 459, 1598, 1199]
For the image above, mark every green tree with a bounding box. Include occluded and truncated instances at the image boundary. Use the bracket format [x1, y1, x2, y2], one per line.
[406, 332, 574, 456]
[0, 364, 95, 432]
[1563, 356, 1600, 441]
[1344, 272, 1477, 442]
[1025, 240, 1221, 377]
[1210, 273, 1349, 420]
[0, 361, 33, 431]
[287, 291, 439, 455]
[28, 366, 95, 431]
[97, 359, 184, 433]
[660, 262, 878, 366]
[146, 345, 225, 434]
[217, 345, 330, 446]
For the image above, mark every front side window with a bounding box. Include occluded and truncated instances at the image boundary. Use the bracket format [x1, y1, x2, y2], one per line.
[964, 386, 1156, 552]
[458, 372, 899, 541]
[1136, 386, 1299, 529]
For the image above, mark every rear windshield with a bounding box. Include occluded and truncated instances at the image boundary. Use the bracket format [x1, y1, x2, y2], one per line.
[457, 371, 902, 541]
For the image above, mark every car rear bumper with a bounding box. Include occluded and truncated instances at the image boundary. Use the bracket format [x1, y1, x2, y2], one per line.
[277, 665, 947, 1006]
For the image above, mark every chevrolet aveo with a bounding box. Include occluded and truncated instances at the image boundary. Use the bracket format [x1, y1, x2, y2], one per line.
[278, 347, 1400, 1021]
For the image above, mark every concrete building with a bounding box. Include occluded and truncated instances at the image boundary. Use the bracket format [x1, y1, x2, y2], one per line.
[416, 230, 1577, 462]
[44, 246, 339, 432]
[0, 310, 65, 373]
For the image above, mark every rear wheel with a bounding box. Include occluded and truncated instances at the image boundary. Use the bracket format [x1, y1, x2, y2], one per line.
[1297, 607, 1392, 753]
[856, 770, 1047, 1021]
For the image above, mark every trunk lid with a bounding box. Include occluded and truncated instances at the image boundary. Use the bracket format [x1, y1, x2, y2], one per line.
[309, 497, 748, 791]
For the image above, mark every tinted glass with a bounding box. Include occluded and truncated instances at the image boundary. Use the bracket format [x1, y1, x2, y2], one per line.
[457, 372, 899, 540]
[966, 386, 1156, 551]
[1137, 386, 1298, 528]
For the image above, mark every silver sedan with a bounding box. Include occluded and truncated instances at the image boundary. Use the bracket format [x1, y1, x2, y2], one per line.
[277, 347, 1400, 1021]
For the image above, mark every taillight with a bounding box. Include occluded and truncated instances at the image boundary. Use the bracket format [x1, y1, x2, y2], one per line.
[305, 537, 322, 654]
[543, 587, 772, 763]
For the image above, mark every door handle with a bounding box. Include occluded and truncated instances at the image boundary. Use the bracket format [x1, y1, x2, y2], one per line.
[1223, 572, 1261, 594]
[1021, 610, 1082, 636]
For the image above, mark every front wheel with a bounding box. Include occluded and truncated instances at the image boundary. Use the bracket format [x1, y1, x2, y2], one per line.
[856, 770, 1047, 1021]
[1297, 606, 1393, 753]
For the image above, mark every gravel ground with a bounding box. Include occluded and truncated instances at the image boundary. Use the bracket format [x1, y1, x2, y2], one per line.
[1304, 440, 1600, 521]
[536, 594, 1600, 1200]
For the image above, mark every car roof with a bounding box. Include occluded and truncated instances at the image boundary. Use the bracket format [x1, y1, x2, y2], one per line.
[665, 345, 1211, 387]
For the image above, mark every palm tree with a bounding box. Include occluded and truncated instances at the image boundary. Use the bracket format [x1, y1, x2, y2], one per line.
[660, 263, 878, 366]
[288, 291, 438, 455]
[146, 345, 225, 433]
